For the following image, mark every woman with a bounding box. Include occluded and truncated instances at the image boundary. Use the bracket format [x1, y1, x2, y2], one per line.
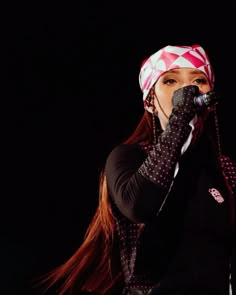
[40, 44, 236, 295]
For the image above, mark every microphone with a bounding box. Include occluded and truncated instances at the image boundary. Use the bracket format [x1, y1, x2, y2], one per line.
[194, 91, 217, 108]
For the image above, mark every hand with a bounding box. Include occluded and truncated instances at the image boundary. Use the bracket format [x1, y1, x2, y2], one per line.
[171, 85, 199, 121]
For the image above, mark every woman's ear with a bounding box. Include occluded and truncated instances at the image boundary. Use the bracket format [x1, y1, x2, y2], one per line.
[146, 105, 158, 116]
[145, 87, 158, 115]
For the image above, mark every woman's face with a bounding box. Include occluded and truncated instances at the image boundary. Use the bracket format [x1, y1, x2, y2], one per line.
[153, 68, 212, 130]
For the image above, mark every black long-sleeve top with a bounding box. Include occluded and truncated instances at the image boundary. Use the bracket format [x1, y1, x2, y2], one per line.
[105, 134, 236, 295]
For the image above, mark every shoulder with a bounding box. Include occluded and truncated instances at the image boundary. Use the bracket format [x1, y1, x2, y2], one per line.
[106, 143, 146, 164]
[104, 143, 148, 174]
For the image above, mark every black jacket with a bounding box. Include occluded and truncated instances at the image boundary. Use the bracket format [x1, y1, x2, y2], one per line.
[105, 135, 236, 295]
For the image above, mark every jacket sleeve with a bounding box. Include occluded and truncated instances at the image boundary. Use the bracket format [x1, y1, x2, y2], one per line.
[106, 85, 199, 223]
[105, 143, 167, 223]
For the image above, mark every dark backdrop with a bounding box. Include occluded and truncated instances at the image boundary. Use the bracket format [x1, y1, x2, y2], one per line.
[2, 1, 236, 294]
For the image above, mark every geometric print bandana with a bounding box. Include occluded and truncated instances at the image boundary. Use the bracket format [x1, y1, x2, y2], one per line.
[139, 44, 215, 109]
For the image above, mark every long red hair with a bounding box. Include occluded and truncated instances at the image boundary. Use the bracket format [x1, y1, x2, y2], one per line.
[37, 111, 154, 295]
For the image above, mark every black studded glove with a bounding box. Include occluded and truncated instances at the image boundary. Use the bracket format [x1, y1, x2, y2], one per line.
[171, 84, 199, 122]
[139, 85, 199, 189]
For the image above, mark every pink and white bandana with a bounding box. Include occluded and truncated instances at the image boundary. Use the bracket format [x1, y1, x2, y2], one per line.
[139, 44, 215, 108]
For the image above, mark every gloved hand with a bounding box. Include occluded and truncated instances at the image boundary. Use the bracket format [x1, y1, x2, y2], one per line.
[139, 85, 198, 190]
[171, 85, 199, 123]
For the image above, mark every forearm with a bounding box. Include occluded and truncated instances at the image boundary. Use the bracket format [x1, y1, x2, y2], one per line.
[108, 86, 199, 222]
[138, 107, 194, 189]
[105, 144, 173, 223]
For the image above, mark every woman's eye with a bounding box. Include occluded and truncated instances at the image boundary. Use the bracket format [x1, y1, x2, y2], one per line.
[163, 79, 176, 85]
[195, 78, 208, 84]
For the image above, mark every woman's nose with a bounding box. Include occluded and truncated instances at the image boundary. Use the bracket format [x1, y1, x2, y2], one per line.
[181, 82, 195, 87]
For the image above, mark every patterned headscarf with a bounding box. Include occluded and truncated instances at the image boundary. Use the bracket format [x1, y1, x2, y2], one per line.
[139, 44, 215, 109]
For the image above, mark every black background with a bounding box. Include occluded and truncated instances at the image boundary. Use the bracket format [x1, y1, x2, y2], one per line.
[2, 1, 236, 294]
